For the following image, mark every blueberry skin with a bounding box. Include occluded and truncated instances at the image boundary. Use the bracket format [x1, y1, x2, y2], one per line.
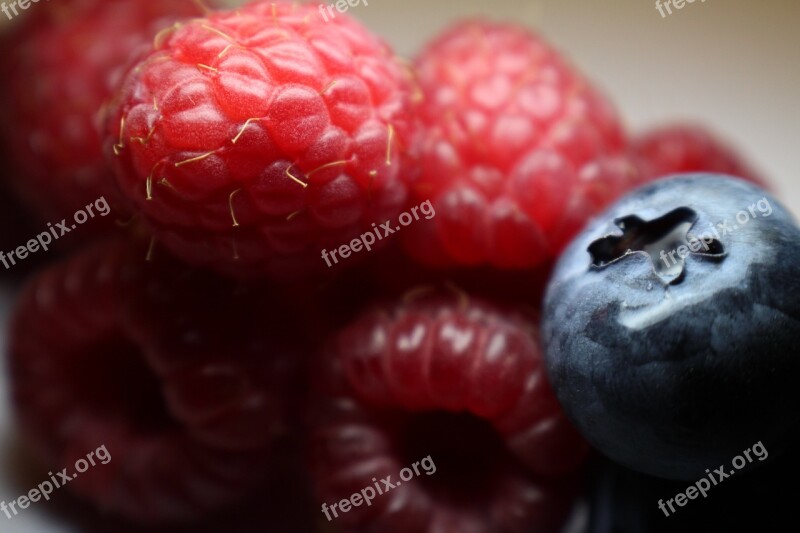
[542, 174, 800, 480]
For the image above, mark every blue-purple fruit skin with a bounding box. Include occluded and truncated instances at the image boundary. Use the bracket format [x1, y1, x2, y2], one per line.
[542, 174, 800, 480]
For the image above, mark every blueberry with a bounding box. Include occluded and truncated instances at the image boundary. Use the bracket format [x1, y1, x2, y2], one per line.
[542, 174, 800, 480]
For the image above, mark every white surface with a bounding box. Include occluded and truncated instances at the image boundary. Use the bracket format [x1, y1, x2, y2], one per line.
[1, 0, 798, 531]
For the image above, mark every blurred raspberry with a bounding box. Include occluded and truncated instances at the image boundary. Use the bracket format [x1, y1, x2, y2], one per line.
[402, 20, 640, 270]
[8, 238, 308, 524]
[0, 0, 203, 242]
[633, 123, 767, 186]
[308, 291, 586, 532]
[104, 0, 417, 280]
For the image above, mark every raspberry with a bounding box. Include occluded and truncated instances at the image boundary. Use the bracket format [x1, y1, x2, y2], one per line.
[104, 0, 417, 280]
[402, 21, 639, 269]
[8, 239, 306, 524]
[633, 123, 767, 186]
[0, 0, 203, 240]
[308, 291, 586, 532]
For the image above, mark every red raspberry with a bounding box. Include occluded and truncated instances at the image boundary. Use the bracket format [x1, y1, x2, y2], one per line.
[403, 21, 639, 270]
[308, 291, 587, 532]
[633, 122, 767, 186]
[8, 239, 306, 524]
[0, 0, 203, 239]
[104, 0, 417, 280]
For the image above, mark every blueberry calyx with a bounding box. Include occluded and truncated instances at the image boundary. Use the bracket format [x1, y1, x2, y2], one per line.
[587, 207, 726, 284]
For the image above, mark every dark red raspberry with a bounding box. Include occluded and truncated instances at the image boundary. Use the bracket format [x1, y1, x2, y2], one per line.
[0, 0, 203, 240]
[8, 239, 307, 524]
[633, 123, 767, 186]
[308, 291, 586, 532]
[104, 0, 417, 280]
[402, 20, 640, 270]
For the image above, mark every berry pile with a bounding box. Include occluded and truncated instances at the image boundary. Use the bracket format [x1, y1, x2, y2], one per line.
[0, 0, 775, 531]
